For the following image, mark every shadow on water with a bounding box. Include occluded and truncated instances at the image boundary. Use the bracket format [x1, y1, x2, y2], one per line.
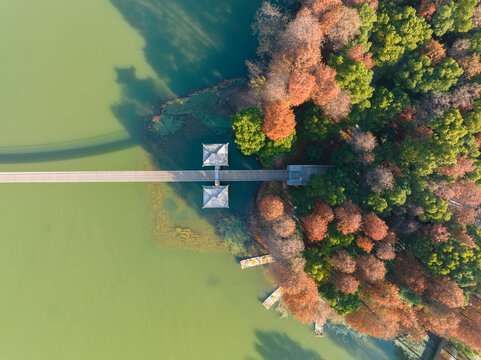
[112, 66, 163, 139]
[246, 331, 324, 360]
[0, 136, 136, 163]
[108, 0, 261, 96]
[323, 324, 395, 360]
[107, 0, 264, 222]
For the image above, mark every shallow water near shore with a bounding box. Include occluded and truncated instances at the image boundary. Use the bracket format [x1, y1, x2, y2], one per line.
[0, 0, 396, 359]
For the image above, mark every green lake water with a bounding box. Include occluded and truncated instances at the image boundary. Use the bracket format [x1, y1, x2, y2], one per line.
[0, 1, 397, 359]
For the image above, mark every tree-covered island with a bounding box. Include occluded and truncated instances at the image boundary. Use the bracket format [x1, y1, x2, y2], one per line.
[230, 0, 481, 357]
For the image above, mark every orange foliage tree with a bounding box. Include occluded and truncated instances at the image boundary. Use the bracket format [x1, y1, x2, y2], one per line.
[288, 70, 317, 106]
[426, 275, 465, 308]
[394, 252, 429, 295]
[262, 100, 296, 141]
[332, 273, 360, 294]
[457, 54, 481, 80]
[281, 271, 323, 323]
[376, 242, 396, 260]
[420, 39, 446, 65]
[330, 249, 356, 273]
[356, 254, 386, 283]
[362, 212, 388, 240]
[259, 195, 284, 221]
[301, 212, 328, 242]
[345, 304, 399, 339]
[335, 200, 362, 234]
[356, 235, 375, 253]
[272, 216, 297, 238]
[312, 65, 341, 106]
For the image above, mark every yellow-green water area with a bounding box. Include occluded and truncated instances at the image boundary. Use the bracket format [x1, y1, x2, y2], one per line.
[0, 0, 396, 359]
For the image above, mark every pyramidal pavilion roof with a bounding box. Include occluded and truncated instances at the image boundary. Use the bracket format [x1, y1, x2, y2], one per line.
[203, 186, 229, 208]
[202, 143, 229, 167]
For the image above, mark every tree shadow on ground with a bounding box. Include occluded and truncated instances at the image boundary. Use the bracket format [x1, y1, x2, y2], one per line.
[109, 0, 261, 97]
[246, 330, 324, 360]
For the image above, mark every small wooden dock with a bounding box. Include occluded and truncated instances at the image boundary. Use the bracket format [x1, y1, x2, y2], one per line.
[314, 322, 324, 337]
[240, 255, 274, 269]
[263, 287, 283, 309]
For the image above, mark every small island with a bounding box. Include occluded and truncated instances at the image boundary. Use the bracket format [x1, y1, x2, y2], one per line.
[146, 0, 481, 358]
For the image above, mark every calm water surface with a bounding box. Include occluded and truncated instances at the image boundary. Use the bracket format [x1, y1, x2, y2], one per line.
[0, 1, 396, 359]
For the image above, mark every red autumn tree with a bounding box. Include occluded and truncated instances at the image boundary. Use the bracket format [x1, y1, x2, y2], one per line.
[286, 42, 323, 72]
[454, 297, 481, 351]
[416, 304, 460, 336]
[262, 100, 296, 141]
[426, 275, 465, 308]
[358, 152, 375, 164]
[332, 273, 360, 294]
[272, 216, 297, 238]
[356, 254, 386, 283]
[325, 7, 361, 51]
[454, 316, 481, 352]
[301, 212, 328, 242]
[318, 6, 344, 35]
[376, 242, 396, 261]
[315, 201, 335, 222]
[282, 271, 323, 323]
[335, 200, 362, 234]
[347, 45, 365, 62]
[429, 223, 450, 243]
[322, 91, 351, 120]
[450, 181, 481, 207]
[362, 212, 388, 241]
[363, 52, 375, 69]
[288, 70, 317, 106]
[439, 155, 476, 178]
[457, 53, 481, 80]
[306, 0, 342, 18]
[312, 65, 341, 106]
[391, 107, 416, 137]
[451, 206, 476, 225]
[357, 235, 375, 253]
[330, 249, 356, 273]
[417, 0, 436, 19]
[365, 165, 394, 193]
[394, 252, 429, 295]
[279, 7, 323, 51]
[350, 128, 377, 153]
[366, 282, 402, 308]
[259, 195, 284, 221]
[420, 39, 446, 66]
[345, 304, 399, 339]
[452, 227, 477, 248]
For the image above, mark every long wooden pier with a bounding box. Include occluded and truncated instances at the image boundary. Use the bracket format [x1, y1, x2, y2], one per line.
[0, 170, 290, 183]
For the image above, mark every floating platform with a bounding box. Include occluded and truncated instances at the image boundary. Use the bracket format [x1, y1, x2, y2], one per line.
[240, 255, 274, 269]
[263, 287, 283, 309]
[314, 322, 324, 337]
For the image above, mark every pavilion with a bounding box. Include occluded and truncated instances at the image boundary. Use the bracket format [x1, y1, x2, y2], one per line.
[202, 143, 229, 167]
[202, 185, 229, 209]
[202, 143, 229, 208]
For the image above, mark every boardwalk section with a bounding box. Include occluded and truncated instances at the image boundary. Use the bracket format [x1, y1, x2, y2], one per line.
[221, 170, 289, 182]
[263, 287, 283, 309]
[0, 170, 291, 183]
[240, 255, 274, 269]
[0, 171, 215, 183]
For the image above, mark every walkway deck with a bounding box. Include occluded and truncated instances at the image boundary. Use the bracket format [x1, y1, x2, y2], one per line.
[263, 287, 283, 309]
[240, 255, 274, 269]
[0, 170, 290, 183]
